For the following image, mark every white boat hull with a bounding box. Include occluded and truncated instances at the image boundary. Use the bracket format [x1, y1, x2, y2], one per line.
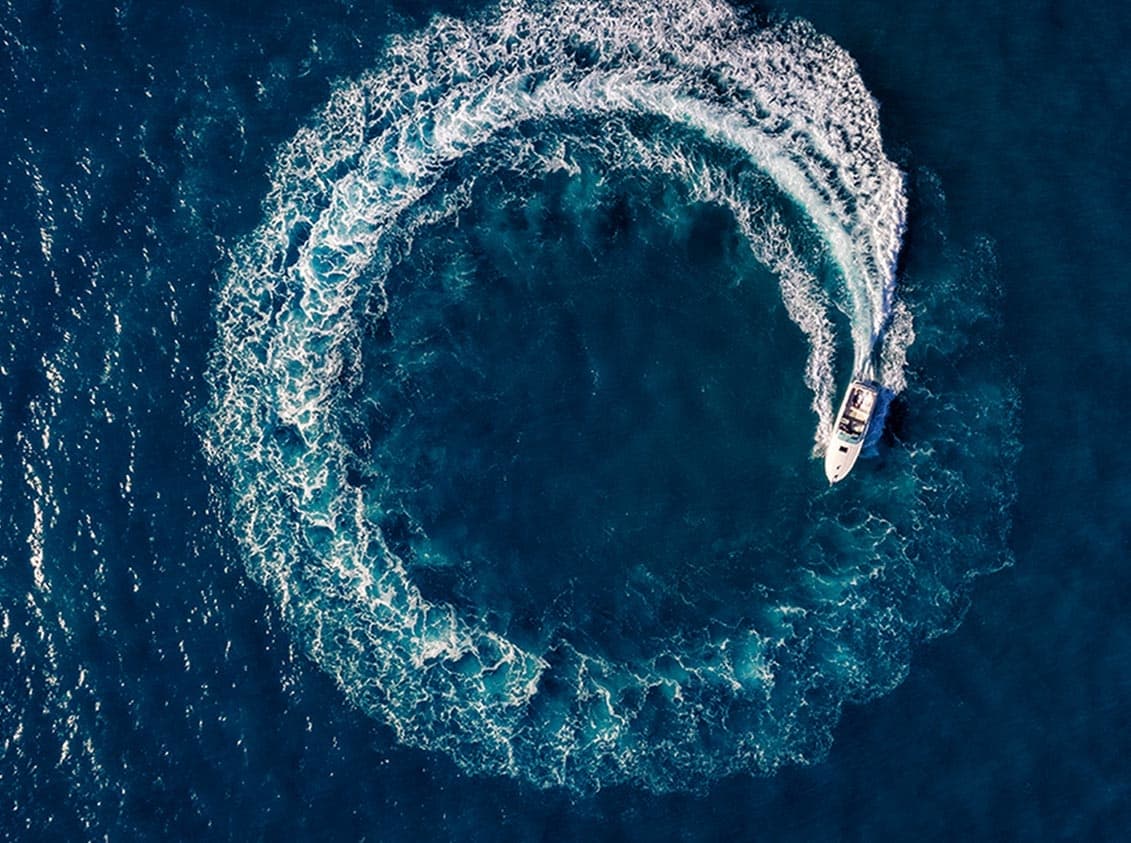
[824, 436, 864, 484]
[824, 380, 879, 483]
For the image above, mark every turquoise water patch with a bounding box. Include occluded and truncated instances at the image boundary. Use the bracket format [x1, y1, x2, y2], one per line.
[353, 165, 816, 653]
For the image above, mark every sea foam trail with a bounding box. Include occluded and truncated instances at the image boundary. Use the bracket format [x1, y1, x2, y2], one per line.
[204, 0, 941, 792]
[269, 0, 907, 439]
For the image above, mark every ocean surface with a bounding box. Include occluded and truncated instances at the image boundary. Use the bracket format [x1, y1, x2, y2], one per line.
[1, 0, 1128, 838]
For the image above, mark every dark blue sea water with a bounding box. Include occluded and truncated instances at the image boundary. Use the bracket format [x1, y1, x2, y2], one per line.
[2, 0, 1128, 838]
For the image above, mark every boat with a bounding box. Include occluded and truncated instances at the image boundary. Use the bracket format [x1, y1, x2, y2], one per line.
[824, 379, 880, 483]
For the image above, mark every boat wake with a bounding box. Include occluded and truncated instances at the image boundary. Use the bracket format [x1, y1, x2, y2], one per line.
[204, 0, 1016, 792]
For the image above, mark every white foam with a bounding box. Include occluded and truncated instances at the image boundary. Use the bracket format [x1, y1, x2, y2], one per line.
[207, 0, 912, 792]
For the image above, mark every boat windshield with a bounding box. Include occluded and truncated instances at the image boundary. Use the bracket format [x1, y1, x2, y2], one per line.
[837, 386, 875, 440]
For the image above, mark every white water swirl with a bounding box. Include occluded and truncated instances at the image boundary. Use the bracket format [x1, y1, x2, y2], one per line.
[205, 0, 923, 792]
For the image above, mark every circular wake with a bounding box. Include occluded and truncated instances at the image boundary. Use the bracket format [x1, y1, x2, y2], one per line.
[205, 0, 1016, 792]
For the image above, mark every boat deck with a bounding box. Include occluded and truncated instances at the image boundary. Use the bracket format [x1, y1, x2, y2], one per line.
[837, 386, 876, 440]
